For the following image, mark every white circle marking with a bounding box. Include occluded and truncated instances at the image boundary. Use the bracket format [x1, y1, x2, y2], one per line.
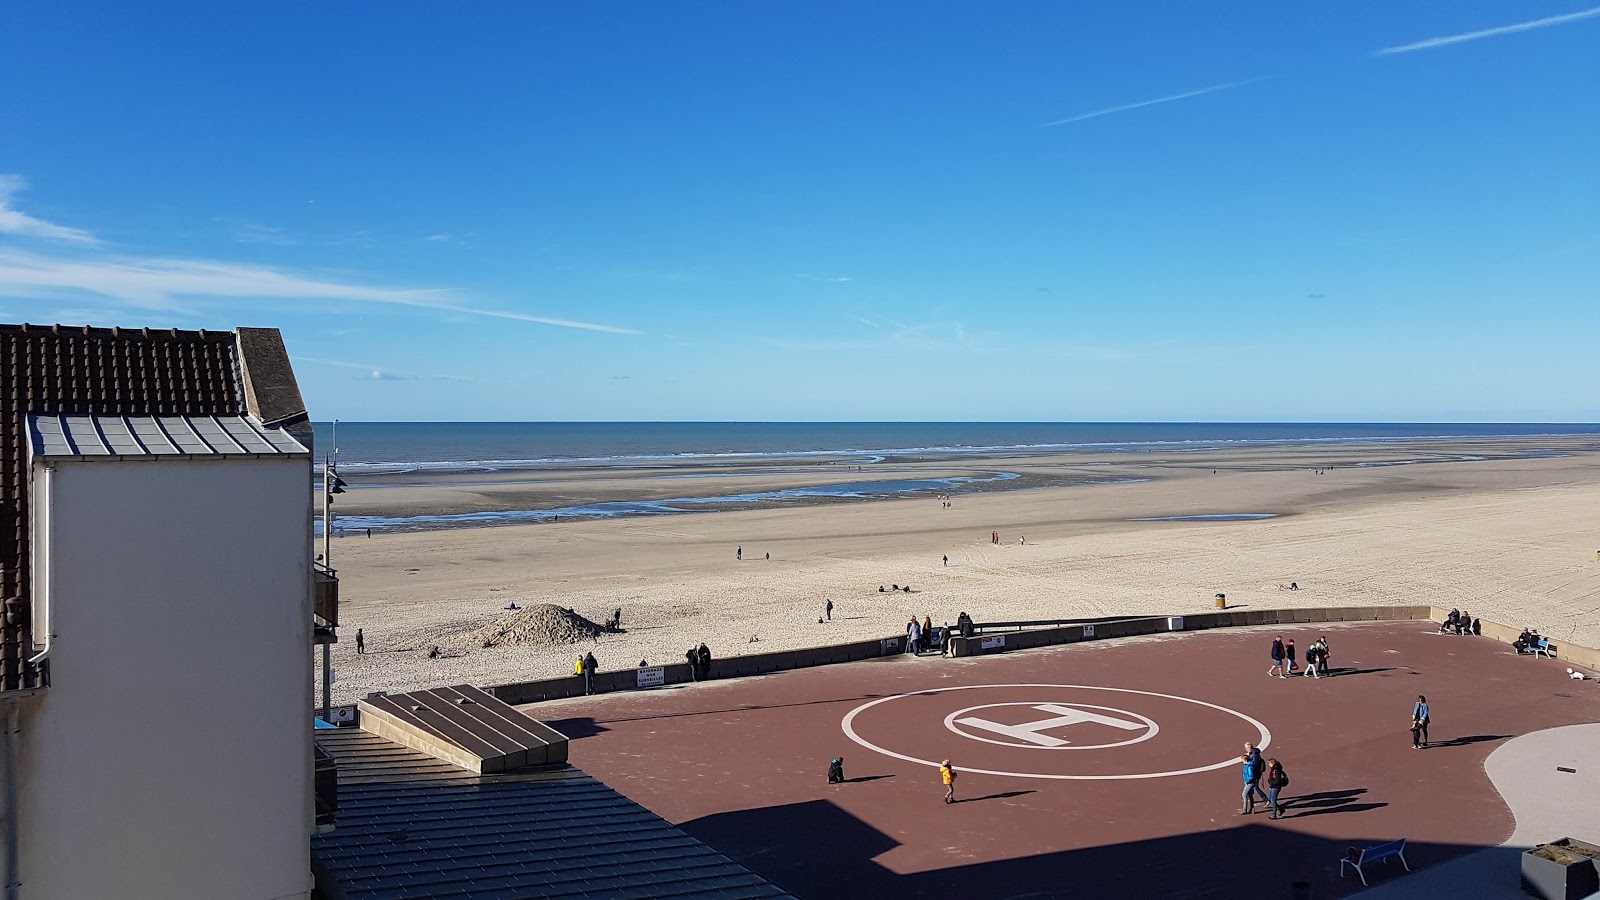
[841, 683, 1272, 781]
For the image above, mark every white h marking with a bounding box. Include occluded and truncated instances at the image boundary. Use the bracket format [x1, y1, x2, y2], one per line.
[955, 703, 1146, 747]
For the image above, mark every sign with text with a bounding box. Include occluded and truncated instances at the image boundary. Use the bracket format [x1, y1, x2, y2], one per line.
[636, 666, 665, 688]
[980, 635, 1007, 651]
[882, 637, 901, 654]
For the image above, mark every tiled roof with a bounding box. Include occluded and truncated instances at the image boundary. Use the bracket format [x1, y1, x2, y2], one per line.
[311, 728, 793, 900]
[27, 414, 307, 459]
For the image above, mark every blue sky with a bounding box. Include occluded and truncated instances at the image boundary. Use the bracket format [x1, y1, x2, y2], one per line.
[2, 3, 1596, 421]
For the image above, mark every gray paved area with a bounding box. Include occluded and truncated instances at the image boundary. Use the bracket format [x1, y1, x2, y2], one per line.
[1355, 721, 1600, 898]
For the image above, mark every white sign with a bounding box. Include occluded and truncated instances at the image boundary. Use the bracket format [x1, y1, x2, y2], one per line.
[882, 637, 901, 654]
[1168, 616, 1184, 631]
[636, 666, 665, 688]
[980, 635, 1006, 650]
[1082, 625, 1095, 638]
[954, 703, 1149, 748]
[328, 704, 357, 725]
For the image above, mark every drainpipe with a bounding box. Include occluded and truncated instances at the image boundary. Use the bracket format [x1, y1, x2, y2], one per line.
[5, 695, 19, 900]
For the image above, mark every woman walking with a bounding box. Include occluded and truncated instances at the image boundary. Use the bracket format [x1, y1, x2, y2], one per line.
[1412, 695, 1430, 748]
[1265, 758, 1289, 819]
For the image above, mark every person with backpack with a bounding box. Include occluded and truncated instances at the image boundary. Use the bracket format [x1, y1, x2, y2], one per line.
[1302, 641, 1321, 678]
[1265, 758, 1289, 819]
[827, 757, 845, 784]
[1268, 636, 1286, 678]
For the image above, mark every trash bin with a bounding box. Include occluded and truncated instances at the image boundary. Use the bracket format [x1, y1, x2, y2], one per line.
[1214, 593, 1227, 609]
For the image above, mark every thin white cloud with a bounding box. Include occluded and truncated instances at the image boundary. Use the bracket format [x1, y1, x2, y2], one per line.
[1044, 79, 1259, 126]
[292, 355, 473, 382]
[0, 249, 642, 333]
[1376, 5, 1600, 55]
[0, 175, 98, 244]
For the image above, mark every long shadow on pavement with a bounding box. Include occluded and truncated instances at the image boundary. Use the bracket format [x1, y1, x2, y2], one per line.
[683, 797, 1485, 899]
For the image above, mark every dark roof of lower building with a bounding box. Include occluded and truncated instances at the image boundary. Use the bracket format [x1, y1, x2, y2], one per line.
[311, 728, 793, 900]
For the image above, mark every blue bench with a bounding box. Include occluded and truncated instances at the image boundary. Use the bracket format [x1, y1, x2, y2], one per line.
[1534, 638, 1557, 658]
[1340, 838, 1409, 886]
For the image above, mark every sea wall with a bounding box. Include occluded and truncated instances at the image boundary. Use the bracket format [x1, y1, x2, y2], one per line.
[488, 603, 1595, 706]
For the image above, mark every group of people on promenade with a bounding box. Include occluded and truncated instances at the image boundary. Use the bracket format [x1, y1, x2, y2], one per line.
[1267, 635, 1332, 677]
[905, 616, 949, 655]
[1440, 608, 1481, 635]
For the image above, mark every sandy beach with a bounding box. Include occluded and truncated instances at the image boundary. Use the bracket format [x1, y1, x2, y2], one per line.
[321, 435, 1600, 703]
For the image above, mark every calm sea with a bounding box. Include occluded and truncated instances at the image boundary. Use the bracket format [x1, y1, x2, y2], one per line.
[311, 422, 1600, 473]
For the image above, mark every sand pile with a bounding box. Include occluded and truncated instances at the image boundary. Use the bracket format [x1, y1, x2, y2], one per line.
[468, 604, 599, 648]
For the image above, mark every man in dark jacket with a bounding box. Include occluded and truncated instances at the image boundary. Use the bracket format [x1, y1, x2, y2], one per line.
[696, 643, 712, 680]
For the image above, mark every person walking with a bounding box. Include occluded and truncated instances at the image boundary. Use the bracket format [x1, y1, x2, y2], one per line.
[355, 628, 365, 655]
[1317, 637, 1331, 676]
[825, 599, 834, 621]
[939, 760, 958, 804]
[1284, 638, 1296, 673]
[1302, 641, 1321, 678]
[736, 545, 742, 561]
[1268, 636, 1286, 678]
[907, 619, 922, 655]
[943, 554, 948, 566]
[1412, 695, 1430, 749]
[1240, 743, 1267, 813]
[1265, 758, 1289, 819]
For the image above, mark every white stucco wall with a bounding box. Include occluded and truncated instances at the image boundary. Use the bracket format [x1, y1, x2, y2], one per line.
[21, 456, 313, 900]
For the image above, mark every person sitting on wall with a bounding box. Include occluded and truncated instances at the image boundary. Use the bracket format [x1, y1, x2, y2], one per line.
[827, 757, 845, 784]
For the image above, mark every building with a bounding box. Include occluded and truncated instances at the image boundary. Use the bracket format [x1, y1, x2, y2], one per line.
[1, 323, 324, 899]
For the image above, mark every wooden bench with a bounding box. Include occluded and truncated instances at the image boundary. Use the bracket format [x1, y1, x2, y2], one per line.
[1340, 838, 1410, 886]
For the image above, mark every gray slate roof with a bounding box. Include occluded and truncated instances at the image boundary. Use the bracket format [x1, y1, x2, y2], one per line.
[27, 414, 307, 460]
[311, 728, 793, 900]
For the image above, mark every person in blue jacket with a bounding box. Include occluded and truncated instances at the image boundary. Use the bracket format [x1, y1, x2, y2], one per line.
[1240, 742, 1267, 813]
[1411, 695, 1430, 749]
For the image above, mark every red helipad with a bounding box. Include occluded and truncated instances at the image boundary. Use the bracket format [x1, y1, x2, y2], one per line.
[536, 622, 1600, 898]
